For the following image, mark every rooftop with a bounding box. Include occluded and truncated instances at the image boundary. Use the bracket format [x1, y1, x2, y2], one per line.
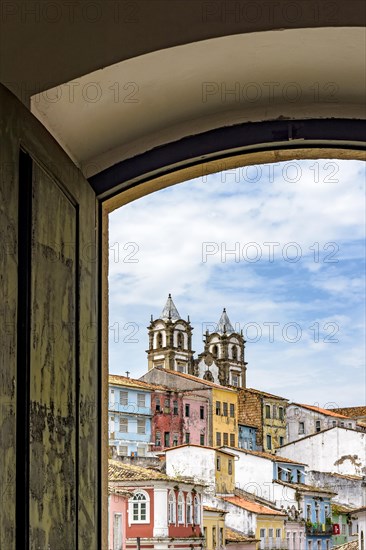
[293, 403, 351, 419]
[164, 443, 237, 457]
[274, 480, 337, 496]
[242, 387, 288, 401]
[109, 460, 198, 485]
[222, 446, 307, 465]
[203, 505, 227, 514]
[329, 406, 366, 418]
[160, 294, 181, 322]
[153, 367, 237, 392]
[222, 496, 286, 516]
[226, 528, 259, 543]
[109, 374, 168, 392]
[216, 308, 235, 334]
[333, 541, 359, 550]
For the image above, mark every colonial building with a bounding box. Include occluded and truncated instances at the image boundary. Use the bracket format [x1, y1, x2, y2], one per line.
[237, 388, 288, 452]
[307, 471, 366, 509]
[196, 308, 247, 388]
[141, 367, 239, 447]
[286, 404, 356, 443]
[278, 427, 366, 477]
[164, 444, 236, 497]
[331, 504, 358, 547]
[238, 424, 259, 451]
[108, 460, 204, 549]
[203, 506, 227, 549]
[147, 294, 194, 373]
[108, 375, 157, 457]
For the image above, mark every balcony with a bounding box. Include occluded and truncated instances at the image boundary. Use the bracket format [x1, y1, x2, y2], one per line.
[260, 538, 288, 550]
[305, 523, 333, 535]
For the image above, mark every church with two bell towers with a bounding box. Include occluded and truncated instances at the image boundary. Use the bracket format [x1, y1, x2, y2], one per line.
[147, 294, 247, 389]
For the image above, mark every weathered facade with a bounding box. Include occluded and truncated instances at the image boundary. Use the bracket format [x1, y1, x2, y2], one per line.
[287, 404, 356, 443]
[237, 388, 288, 452]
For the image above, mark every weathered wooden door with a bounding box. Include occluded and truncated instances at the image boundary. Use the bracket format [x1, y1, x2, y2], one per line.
[0, 84, 99, 549]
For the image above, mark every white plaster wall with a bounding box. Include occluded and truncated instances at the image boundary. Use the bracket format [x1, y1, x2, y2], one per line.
[153, 485, 168, 537]
[279, 428, 366, 476]
[287, 406, 357, 443]
[221, 447, 274, 501]
[165, 447, 215, 487]
[307, 471, 366, 508]
[356, 510, 366, 550]
[217, 499, 255, 535]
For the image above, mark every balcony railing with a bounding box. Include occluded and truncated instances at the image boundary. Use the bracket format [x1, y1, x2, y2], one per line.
[260, 538, 288, 549]
[305, 523, 333, 535]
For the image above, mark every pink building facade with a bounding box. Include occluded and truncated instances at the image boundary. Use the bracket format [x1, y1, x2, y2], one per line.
[182, 394, 209, 446]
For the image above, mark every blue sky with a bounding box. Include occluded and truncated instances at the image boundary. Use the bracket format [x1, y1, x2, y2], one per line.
[108, 159, 365, 407]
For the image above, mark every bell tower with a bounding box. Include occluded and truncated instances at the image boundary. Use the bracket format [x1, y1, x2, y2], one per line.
[147, 294, 194, 373]
[196, 308, 247, 388]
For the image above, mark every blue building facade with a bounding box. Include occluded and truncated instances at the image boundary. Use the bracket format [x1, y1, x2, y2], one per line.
[108, 375, 153, 457]
[238, 423, 258, 450]
[274, 460, 306, 484]
[303, 492, 333, 550]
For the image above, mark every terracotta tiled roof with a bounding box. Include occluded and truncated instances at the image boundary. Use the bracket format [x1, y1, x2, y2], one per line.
[225, 528, 259, 543]
[333, 541, 359, 550]
[294, 403, 350, 419]
[274, 480, 337, 496]
[352, 506, 366, 513]
[109, 460, 172, 482]
[222, 496, 286, 516]
[154, 367, 236, 392]
[329, 406, 366, 418]
[222, 446, 307, 465]
[332, 504, 357, 514]
[109, 374, 168, 391]
[246, 388, 288, 401]
[203, 505, 227, 513]
[164, 443, 237, 457]
[108, 484, 133, 497]
[322, 472, 363, 481]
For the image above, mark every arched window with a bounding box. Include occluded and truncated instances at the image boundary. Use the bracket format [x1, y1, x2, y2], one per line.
[129, 490, 150, 523]
[177, 492, 185, 523]
[193, 494, 200, 525]
[157, 332, 163, 348]
[186, 493, 192, 524]
[212, 344, 218, 358]
[177, 331, 184, 350]
[168, 490, 176, 524]
[232, 345, 237, 360]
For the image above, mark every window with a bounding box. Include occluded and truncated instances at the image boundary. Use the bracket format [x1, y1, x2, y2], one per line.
[168, 490, 176, 524]
[216, 432, 221, 446]
[164, 398, 170, 413]
[279, 407, 284, 420]
[265, 404, 271, 419]
[269, 528, 274, 539]
[119, 417, 128, 432]
[326, 541, 330, 550]
[155, 431, 161, 446]
[230, 433, 235, 446]
[212, 345, 218, 357]
[307, 541, 312, 550]
[164, 432, 170, 447]
[223, 432, 228, 445]
[120, 391, 128, 406]
[299, 422, 305, 434]
[155, 397, 161, 412]
[200, 406, 205, 419]
[216, 456, 221, 471]
[317, 540, 321, 550]
[118, 444, 128, 456]
[340, 421, 344, 427]
[130, 490, 149, 523]
[185, 432, 190, 444]
[177, 492, 184, 523]
[260, 529, 266, 538]
[232, 345, 237, 360]
[200, 433, 205, 445]
[186, 493, 192, 523]
[342, 524, 346, 535]
[173, 400, 178, 415]
[177, 363, 185, 373]
[279, 436, 284, 446]
[212, 527, 216, 548]
[137, 445, 146, 457]
[137, 419, 145, 434]
[216, 401, 221, 415]
[266, 434, 272, 450]
[276, 529, 281, 538]
[219, 527, 224, 547]
[194, 495, 200, 524]
[332, 420, 337, 427]
[230, 403, 235, 417]
[306, 504, 311, 520]
[137, 393, 145, 408]
[231, 373, 239, 386]
[348, 422, 352, 428]
[223, 402, 228, 416]
[185, 404, 190, 417]
[157, 332, 163, 348]
[315, 504, 320, 523]
[173, 433, 179, 446]
[228, 459, 232, 475]
[177, 332, 184, 349]
[273, 405, 277, 419]
[297, 469, 302, 483]
[315, 420, 321, 432]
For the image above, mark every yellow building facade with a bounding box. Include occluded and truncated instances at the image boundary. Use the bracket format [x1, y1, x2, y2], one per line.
[203, 507, 226, 550]
[214, 448, 236, 495]
[212, 386, 238, 449]
[256, 513, 287, 550]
